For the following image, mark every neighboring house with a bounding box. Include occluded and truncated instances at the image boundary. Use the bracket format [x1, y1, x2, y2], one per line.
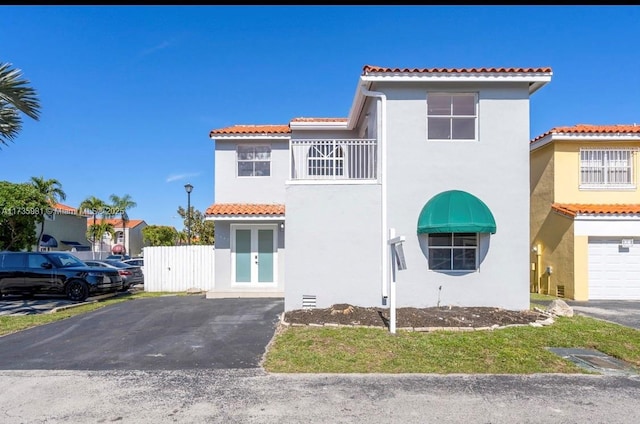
[34, 203, 91, 252]
[530, 124, 640, 300]
[207, 65, 553, 312]
[88, 218, 148, 257]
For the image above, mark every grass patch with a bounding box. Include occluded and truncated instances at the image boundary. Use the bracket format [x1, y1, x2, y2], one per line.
[530, 292, 559, 309]
[0, 291, 183, 337]
[264, 316, 640, 374]
[264, 295, 640, 374]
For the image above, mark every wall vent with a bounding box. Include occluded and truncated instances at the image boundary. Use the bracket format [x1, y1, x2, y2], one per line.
[302, 295, 317, 309]
[556, 285, 565, 298]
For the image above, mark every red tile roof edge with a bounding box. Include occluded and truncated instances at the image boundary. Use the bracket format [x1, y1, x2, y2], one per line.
[551, 203, 640, 217]
[87, 218, 146, 228]
[290, 117, 349, 123]
[205, 203, 285, 216]
[363, 65, 553, 75]
[531, 124, 640, 144]
[209, 124, 291, 136]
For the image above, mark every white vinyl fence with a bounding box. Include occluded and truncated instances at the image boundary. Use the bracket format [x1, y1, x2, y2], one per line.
[144, 245, 215, 292]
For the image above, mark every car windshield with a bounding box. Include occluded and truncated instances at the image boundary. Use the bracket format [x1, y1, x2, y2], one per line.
[48, 253, 87, 268]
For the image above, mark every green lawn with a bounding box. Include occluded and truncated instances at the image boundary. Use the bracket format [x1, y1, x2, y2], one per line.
[263, 295, 640, 374]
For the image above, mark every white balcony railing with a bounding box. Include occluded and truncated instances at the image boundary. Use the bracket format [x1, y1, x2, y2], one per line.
[290, 139, 377, 181]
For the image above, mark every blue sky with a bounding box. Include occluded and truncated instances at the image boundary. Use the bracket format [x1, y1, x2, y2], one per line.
[2, 5, 639, 229]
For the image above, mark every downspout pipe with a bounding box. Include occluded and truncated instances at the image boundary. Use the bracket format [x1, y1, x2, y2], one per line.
[360, 83, 388, 302]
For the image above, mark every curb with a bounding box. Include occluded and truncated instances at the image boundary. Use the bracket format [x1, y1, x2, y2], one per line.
[278, 312, 556, 332]
[47, 292, 120, 314]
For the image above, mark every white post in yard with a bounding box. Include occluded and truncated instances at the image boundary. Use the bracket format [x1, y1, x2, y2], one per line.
[388, 228, 407, 335]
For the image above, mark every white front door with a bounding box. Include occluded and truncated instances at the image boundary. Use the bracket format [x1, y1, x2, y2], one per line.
[232, 225, 277, 284]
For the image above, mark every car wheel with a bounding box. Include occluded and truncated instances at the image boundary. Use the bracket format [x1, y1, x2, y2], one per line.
[66, 280, 89, 302]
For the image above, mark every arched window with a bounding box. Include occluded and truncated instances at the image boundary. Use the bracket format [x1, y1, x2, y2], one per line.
[308, 142, 344, 177]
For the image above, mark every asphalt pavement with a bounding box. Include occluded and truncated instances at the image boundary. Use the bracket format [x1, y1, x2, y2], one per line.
[0, 370, 639, 423]
[0, 296, 284, 370]
[566, 300, 640, 330]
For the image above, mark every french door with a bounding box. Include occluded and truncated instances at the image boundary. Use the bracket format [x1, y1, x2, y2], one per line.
[232, 225, 277, 284]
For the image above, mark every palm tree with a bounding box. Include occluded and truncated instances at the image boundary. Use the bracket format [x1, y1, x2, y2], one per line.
[86, 221, 115, 259]
[30, 176, 66, 248]
[109, 194, 136, 255]
[77, 196, 106, 258]
[0, 62, 41, 147]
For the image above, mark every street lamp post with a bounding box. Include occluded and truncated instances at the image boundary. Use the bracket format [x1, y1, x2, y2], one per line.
[184, 183, 193, 246]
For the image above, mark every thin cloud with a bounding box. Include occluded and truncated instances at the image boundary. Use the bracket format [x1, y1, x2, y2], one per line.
[140, 41, 173, 56]
[166, 172, 201, 183]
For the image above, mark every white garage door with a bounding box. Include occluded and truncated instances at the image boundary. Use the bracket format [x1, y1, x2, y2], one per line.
[588, 237, 640, 300]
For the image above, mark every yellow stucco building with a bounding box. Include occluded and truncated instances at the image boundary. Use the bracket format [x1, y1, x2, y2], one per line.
[530, 124, 640, 300]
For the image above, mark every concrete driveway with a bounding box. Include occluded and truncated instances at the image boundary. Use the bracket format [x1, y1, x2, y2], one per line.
[566, 300, 640, 330]
[0, 296, 284, 370]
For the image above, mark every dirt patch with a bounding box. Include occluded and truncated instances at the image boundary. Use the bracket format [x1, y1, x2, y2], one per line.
[283, 303, 547, 329]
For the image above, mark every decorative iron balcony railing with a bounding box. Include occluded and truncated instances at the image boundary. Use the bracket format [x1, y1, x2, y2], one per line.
[290, 139, 377, 181]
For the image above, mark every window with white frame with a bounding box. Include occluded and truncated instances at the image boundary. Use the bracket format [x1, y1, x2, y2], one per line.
[427, 93, 477, 141]
[308, 142, 344, 176]
[580, 148, 634, 188]
[428, 233, 478, 271]
[237, 145, 271, 177]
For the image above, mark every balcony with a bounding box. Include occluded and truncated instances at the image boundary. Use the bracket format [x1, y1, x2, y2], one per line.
[289, 138, 378, 182]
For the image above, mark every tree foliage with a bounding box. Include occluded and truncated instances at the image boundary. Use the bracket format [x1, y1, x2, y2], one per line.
[86, 221, 115, 249]
[30, 176, 66, 246]
[0, 62, 41, 147]
[0, 181, 49, 251]
[142, 225, 178, 246]
[176, 206, 215, 245]
[109, 193, 136, 249]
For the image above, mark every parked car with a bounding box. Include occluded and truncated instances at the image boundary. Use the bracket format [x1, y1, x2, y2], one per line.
[106, 254, 131, 261]
[83, 260, 144, 290]
[0, 251, 123, 302]
[122, 258, 144, 273]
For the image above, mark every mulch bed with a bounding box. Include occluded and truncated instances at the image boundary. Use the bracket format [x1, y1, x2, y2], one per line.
[283, 303, 547, 329]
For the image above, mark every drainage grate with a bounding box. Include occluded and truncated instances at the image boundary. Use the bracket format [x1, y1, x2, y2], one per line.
[302, 295, 317, 309]
[547, 347, 639, 376]
[556, 285, 565, 298]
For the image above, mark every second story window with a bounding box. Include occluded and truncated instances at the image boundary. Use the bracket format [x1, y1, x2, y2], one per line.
[237, 145, 271, 177]
[580, 148, 635, 189]
[427, 93, 477, 141]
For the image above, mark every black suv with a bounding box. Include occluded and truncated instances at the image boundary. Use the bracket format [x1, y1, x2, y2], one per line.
[0, 251, 124, 302]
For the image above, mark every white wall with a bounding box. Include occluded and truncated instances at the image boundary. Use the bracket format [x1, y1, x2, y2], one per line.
[214, 139, 289, 203]
[284, 183, 381, 311]
[383, 82, 532, 310]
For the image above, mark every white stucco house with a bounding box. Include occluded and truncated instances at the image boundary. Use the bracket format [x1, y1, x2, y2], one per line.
[206, 64, 553, 312]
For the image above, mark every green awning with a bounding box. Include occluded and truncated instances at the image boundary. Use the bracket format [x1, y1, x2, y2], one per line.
[417, 190, 497, 234]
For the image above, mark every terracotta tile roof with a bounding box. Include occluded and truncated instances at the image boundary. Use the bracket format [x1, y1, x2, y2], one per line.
[88, 218, 146, 229]
[362, 65, 553, 75]
[531, 124, 640, 143]
[552, 203, 640, 217]
[52, 202, 76, 213]
[205, 203, 285, 216]
[290, 117, 348, 123]
[209, 125, 291, 137]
